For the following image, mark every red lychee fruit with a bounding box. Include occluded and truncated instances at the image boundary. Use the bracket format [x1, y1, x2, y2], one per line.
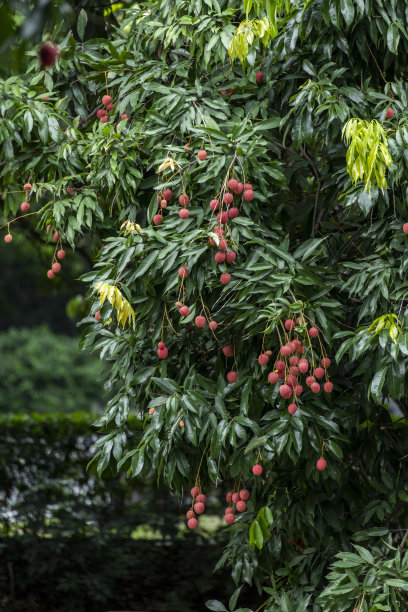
[226, 491, 233, 502]
[295, 384, 303, 396]
[153, 214, 163, 225]
[296, 316, 306, 325]
[227, 371, 237, 383]
[179, 305, 190, 316]
[306, 375, 315, 387]
[197, 150, 207, 160]
[258, 353, 269, 366]
[236, 500, 246, 512]
[268, 371, 279, 384]
[179, 209, 190, 219]
[288, 403, 297, 415]
[217, 211, 229, 224]
[96, 109, 106, 119]
[222, 345, 233, 357]
[95, 310, 101, 322]
[148, 407, 155, 416]
[289, 366, 299, 376]
[321, 357, 331, 369]
[316, 458, 327, 471]
[280, 345, 292, 357]
[255, 71, 263, 83]
[225, 250, 236, 263]
[215, 252, 226, 263]
[228, 207, 239, 219]
[47, 269, 55, 279]
[311, 382, 320, 393]
[220, 90, 228, 95]
[52, 262, 61, 274]
[239, 489, 250, 500]
[220, 273, 231, 285]
[160, 200, 167, 209]
[188, 518, 198, 529]
[279, 384, 292, 399]
[243, 189, 254, 201]
[289, 356, 299, 366]
[214, 226, 225, 236]
[23, 183, 32, 191]
[158, 347, 168, 359]
[244, 184, 253, 190]
[275, 360, 285, 370]
[66, 187, 75, 196]
[314, 367, 325, 379]
[194, 502, 205, 514]
[386, 108, 394, 119]
[235, 182, 244, 194]
[223, 193, 233, 205]
[298, 359, 309, 373]
[178, 267, 188, 279]
[191, 486, 200, 498]
[252, 464, 263, 476]
[101, 115, 108, 123]
[403, 223, 408, 234]
[309, 327, 318, 337]
[4, 234, 12, 243]
[163, 189, 173, 201]
[121, 113, 128, 120]
[218, 240, 228, 251]
[232, 492, 240, 504]
[195, 315, 206, 328]
[228, 178, 238, 191]
[158, 341, 165, 350]
[324, 381, 333, 393]
[184, 143, 192, 153]
[209, 321, 218, 331]
[210, 199, 220, 211]
[225, 506, 235, 515]
[186, 510, 195, 519]
[286, 374, 297, 388]
[21, 202, 30, 212]
[39, 42, 59, 68]
[102, 94, 112, 106]
[296, 344, 304, 354]
[224, 513, 235, 524]
[285, 319, 294, 330]
[196, 494, 206, 503]
[179, 194, 190, 206]
[106, 103, 114, 112]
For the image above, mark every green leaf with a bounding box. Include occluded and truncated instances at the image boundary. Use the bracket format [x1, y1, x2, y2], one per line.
[206, 601, 228, 611]
[77, 9, 88, 41]
[249, 520, 263, 550]
[340, 0, 355, 27]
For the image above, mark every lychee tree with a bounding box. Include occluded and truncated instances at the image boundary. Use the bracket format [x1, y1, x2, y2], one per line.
[2, 1, 408, 610]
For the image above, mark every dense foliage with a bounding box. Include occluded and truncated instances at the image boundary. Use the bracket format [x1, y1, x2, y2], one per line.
[2, 0, 408, 609]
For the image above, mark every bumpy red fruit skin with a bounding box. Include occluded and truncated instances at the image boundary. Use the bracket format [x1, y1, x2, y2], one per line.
[321, 357, 331, 368]
[243, 189, 254, 201]
[101, 115, 108, 123]
[296, 344, 304, 354]
[298, 359, 309, 373]
[121, 113, 128, 120]
[160, 200, 167, 209]
[295, 384, 303, 396]
[107, 103, 114, 111]
[218, 240, 227, 251]
[316, 458, 327, 471]
[186, 510, 195, 519]
[268, 371, 279, 384]
[215, 251, 226, 263]
[386, 107, 394, 119]
[225, 506, 235, 515]
[209, 321, 217, 331]
[239, 489, 250, 501]
[223, 192, 233, 205]
[96, 109, 105, 119]
[214, 226, 225, 236]
[158, 347, 168, 359]
[23, 183, 32, 191]
[194, 502, 205, 514]
[225, 250, 236, 263]
[222, 345, 233, 357]
[403, 223, 408, 234]
[309, 327, 318, 337]
[279, 384, 292, 399]
[102, 95, 112, 106]
[289, 356, 299, 366]
[288, 403, 297, 415]
[95, 310, 100, 322]
[39, 42, 59, 67]
[306, 376, 315, 387]
[21, 202, 30, 212]
[158, 341, 165, 350]
[196, 494, 206, 503]
[224, 513, 235, 524]
[324, 381, 333, 393]
[163, 189, 173, 201]
[284, 319, 294, 330]
[178, 267, 188, 279]
[255, 71, 263, 83]
[153, 214, 163, 225]
[244, 184, 253, 190]
[188, 518, 198, 529]
[52, 262, 61, 274]
[217, 212, 229, 224]
[314, 367, 325, 379]
[210, 199, 220, 211]
[252, 464, 263, 476]
[236, 500, 246, 512]
[286, 375, 297, 388]
[191, 486, 200, 498]
[197, 150, 207, 160]
[275, 360, 285, 370]
[232, 492, 240, 504]
[47, 270, 55, 279]
[227, 371, 237, 383]
[258, 353, 269, 366]
[226, 491, 233, 503]
[228, 178, 238, 191]
[179, 305, 190, 317]
[311, 382, 320, 394]
[228, 207, 239, 219]
[178, 194, 190, 206]
[220, 273, 231, 285]
[235, 182, 244, 194]
[195, 315, 206, 328]
[179, 209, 190, 219]
[280, 345, 292, 357]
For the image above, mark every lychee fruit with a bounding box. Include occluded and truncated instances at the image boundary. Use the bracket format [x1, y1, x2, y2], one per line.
[191, 486, 200, 498]
[227, 371, 237, 383]
[311, 382, 320, 393]
[258, 353, 269, 366]
[243, 189, 254, 201]
[403, 223, 408, 234]
[158, 347, 168, 359]
[306, 376, 315, 387]
[239, 489, 250, 501]
[215, 251, 226, 263]
[321, 357, 331, 369]
[121, 113, 128, 120]
[223, 193, 233, 205]
[295, 384, 303, 396]
[298, 359, 309, 373]
[160, 200, 168, 209]
[235, 182, 243, 194]
[280, 345, 292, 357]
[309, 327, 318, 337]
[222, 345, 233, 357]
[47, 270, 55, 279]
[163, 189, 173, 201]
[228, 207, 239, 219]
[236, 500, 246, 512]
[225, 250, 236, 263]
[153, 214, 163, 225]
[102, 94, 112, 106]
[228, 178, 238, 191]
[252, 464, 263, 476]
[178, 267, 188, 279]
[23, 183, 32, 191]
[195, 315, 206, 328]
[52, 262, 61, 274]
[288, 403, 297, 415]
[21, 202, 30, 212]
[197, 150, 207, 161]
[289, 356, 299, 366]
[194, 502, 205, 514]
[316, 458, 327, 471]
[386, 108, 394, 119]
[209, 321, 218, 331]
[186, 510, 195, 519]
[226, 491, 233, 502]
[314, 367, 325, 379]
[279, 384, 292, 399]
[210, 199, 220, 211]
[179, 305, 190, 316]
[220, 273, 231, 285]
[179, 209, 190, 219]
[107, 103, 114, 112]
[218, 240, 228, 251]
[179, 420, 184, 427]
[96, 109, 106, 119]
[188, 518, 198, 529]
[232, 492, 240, 504]
[224, 513, 235, 524]
[255, 71, 263, 83]
[324, 381, 333, 393]
[196, 494, 206, 503]
[268, 371, 279, 384]
[225, 506, 235, 515]
[101, 115, 108, 123]
[179, 194, 190, 206]
[158, 341, 165, 350]
[4, 234, 13, 243]
[217, 212, 229, 224]
[95, 310, 101, 322]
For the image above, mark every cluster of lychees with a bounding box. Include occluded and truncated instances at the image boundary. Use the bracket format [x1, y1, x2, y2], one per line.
[224, 488, 250, 524]
[97, 95, 128, 126]
[186, 486, 207, 530]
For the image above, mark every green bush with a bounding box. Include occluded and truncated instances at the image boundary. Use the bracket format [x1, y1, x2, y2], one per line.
[0, 327, 104, 414]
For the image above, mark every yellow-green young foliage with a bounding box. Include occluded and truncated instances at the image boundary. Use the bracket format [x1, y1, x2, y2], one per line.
[342, 119, 392, 191]
[367, 313, 402, 343]
[228, 17, 276, 64]
[95, 282, 135, 328]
